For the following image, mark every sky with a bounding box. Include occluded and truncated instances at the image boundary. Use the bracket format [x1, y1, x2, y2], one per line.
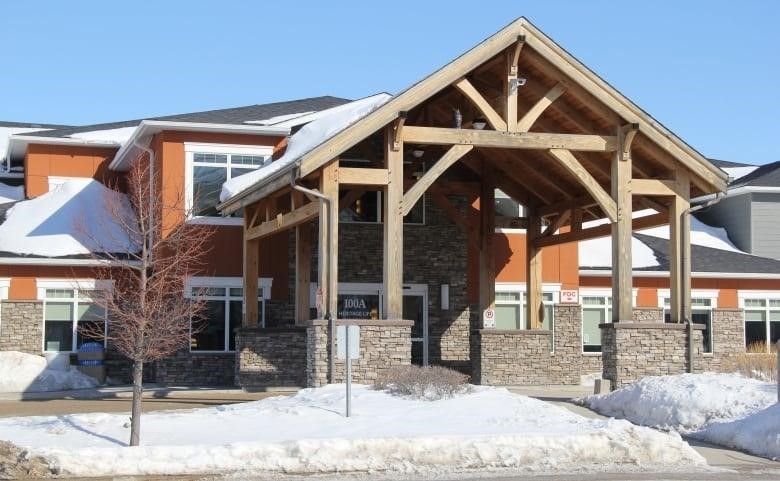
[1, 0, 778, 165]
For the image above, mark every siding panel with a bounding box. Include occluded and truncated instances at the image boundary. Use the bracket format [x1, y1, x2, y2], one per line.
[751, 193, 780, 260]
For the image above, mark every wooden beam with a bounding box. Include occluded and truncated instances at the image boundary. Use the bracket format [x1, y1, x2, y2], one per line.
[384, 127, 404, 319]
[295, 222, 312, 325]
[505, 36, 525, 131]
[454, 77, 508, 131]
[631, 178, 686, 197]
[535, 212, 667, 248]
[402, 144, 473, 216]
[636, 195, 669, 215]
[548, 148, 617, 222]
[542, 209, 571, 237]
[245, 202, 319, 241]
[496, 216, 529, 230]
[669, 170, 691, 323]
[403, 126, 618, 152]
[526, 206, 543, 329]
[316, 160, 339, 320]
[516, 82, 566, 132]
[611, 128, 633, 322]
[621, 123, 639, 161]
[479, 163, 496, 325]
[391, 113, 406, 152]
[243, 214, 259, 327]
[338, 167, 390, 186]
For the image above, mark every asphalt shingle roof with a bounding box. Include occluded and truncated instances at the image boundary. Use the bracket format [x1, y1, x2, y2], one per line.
[707, 158, 755, 169]
[24, 96, 351, 139]
[728, 160, 780, 188]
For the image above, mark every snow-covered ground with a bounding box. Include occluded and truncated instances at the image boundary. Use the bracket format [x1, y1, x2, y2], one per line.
[0, 384, 704, 478]
[0, 351, 98, 393]
[581, 373, 779, 460]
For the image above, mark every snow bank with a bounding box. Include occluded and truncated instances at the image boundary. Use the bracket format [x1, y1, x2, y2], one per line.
[0, 178, 139, 257]
[0, 351, 98, 393]
[67, 126, 137, 145]
[581, 373, 778, 459]
[0, 385, 704, 477]
[0, 182, 23, 204]
[221, 93, 391, 203]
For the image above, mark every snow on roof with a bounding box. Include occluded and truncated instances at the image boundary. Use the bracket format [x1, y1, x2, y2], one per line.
[1, 127, 53, 163]
[0, 179, 139, 257]
[244, 111, 315, 126]
[0, 182, 23, 204]
[722, 165, 758, 182]
[220, 93, 392, 203]
[67, 126, 137, 145]
[578, 209, 742, 269]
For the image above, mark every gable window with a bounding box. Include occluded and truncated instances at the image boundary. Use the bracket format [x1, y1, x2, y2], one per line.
[38, 281, 109, 352]
[185, 143, 272, 222]
[660, 291, 717, 353]
[186, 277, 272, 352]
[739, 294, 780, 352]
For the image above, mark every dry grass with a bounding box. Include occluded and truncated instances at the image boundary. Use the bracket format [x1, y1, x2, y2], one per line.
[374, 365, 471, 400]
[723, 342, 778, 382]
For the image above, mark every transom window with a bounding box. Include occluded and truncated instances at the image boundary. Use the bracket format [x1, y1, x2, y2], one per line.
[42, 287, 106, 352]
[741, 297, 780, 352]
[187, 278, 272, 352]
[661, 296, 715, 353]
[185, 144, 273, 219]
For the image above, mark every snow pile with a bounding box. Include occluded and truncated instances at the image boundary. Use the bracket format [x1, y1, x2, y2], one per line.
[581, 373, 778, 459]
[579, 236, 659, 268]
[0, 178, 139, 257]
[67, 126, 137, 145]
[0, 385, 704, 477]
[639, 214, 741, 253]
[0, 182, 23, 204]
[0, 352, 98, 393]
[221, 93, 391, 202]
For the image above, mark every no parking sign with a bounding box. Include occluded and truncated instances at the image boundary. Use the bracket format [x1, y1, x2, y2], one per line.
[483, 308, 495, 328]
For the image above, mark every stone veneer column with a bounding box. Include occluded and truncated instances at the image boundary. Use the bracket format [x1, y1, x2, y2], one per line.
[306, 319, 412, 387]
[235, 326, 307, 388]
[699, 308, 745, 372]
[601, 322, 704, 388]
[0, 301, 44, 354]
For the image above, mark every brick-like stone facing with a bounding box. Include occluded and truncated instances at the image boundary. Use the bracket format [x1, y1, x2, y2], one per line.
[0, 301, 43, 354]
[306, 319, 412, 387]
[236, 327, 307, 388]
[472, 330, 553, 384]
[601, 323, 704, 388]
[155, 350, 235, 385]
[699, 309, 745, 372]
[632, 308, 664, 322]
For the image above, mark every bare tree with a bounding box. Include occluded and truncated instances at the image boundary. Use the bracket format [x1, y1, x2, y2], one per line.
[80, 157, 214, 446]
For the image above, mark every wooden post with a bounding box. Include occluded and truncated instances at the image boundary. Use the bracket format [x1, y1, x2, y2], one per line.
[526, 205, 543, 329]
[669, 171, 690, 323]
[243, 207, 260, 327]
[295, 221, 312, 324]
[384, 125, 404, 319]
[317, 161, 339, 320]
[479, 162, 496, 325]
[611, 127, 633, 322]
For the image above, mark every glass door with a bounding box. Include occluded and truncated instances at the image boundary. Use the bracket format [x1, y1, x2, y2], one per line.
[403, 290, 428, 366]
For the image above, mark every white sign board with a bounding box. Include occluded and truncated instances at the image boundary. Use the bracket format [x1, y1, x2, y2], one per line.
[560, 290, 579, 304]
[337, 325, 360, 360]
[483, 308, 495, 328]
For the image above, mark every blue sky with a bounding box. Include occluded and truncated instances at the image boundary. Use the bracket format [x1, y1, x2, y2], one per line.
[2, 1, 778, 165]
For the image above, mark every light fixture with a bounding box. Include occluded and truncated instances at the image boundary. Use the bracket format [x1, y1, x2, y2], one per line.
[441, 284, 450, 310]
[472, 117, 487, 130]
[412, 149, 425, 158]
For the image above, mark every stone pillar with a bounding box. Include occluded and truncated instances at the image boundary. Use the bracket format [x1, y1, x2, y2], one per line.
[235, 326, 307, 388]
[0, 301, 44, 354]
[699, 308, 745, 372]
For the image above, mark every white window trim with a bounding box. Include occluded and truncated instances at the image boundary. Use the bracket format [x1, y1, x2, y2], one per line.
[184, 143, 273, 225]
[737, 290, 780, 351]
[658, 289, 718, 353]
[0, 278, 9, 300]
[37, 278, 112, 353]
[495, 283, 560, 341]
[579, 287, 639, 306]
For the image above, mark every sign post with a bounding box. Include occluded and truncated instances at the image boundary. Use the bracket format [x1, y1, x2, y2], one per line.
[337, 325, 360, 417]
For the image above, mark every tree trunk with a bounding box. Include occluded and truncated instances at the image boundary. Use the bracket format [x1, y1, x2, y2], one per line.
[129, 360, 144, 446]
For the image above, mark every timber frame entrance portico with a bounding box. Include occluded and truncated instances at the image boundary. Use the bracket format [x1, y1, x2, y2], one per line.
[219, 17, 727, 387]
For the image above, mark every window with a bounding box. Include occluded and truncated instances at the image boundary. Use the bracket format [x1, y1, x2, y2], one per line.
[185, 144, 272, 220]
[41, 287, 106, 352]
[495, 189, 524, 218]
[661, 294, 716, 353]
[339, 190, 424, 225]
[582, 295, 611, 353]
[187, 278, 272, 352]
[494, 284, 558, 349]
[740, 296, 780, 352]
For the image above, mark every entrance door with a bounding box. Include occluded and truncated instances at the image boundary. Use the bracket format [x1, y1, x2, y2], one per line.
[403, 287, 428, 366]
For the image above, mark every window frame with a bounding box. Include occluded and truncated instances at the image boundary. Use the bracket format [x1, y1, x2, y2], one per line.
[579, 288, 639, 353]
[494, 283, 559, 351]
[185, 277, 272, 353]
[738, 290, 780, 352]
[184, 143, 273, 226]
[37, 279, 112, 353]
[658, 289, 718, 353]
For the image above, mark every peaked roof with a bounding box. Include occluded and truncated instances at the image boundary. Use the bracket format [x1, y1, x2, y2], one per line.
[220, 17, 728, 213]
[0, 121, 71, 130]
[729, 160, 780, 188]
[24, 96, 351, 139]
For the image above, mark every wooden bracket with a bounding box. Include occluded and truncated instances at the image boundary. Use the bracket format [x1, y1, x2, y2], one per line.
[392, 112, 407, 151]
[509, 35, 526, 76]
[621, 123, 639, 161]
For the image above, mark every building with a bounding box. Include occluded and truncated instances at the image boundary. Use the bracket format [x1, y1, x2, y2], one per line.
[0, 17, 777, 389]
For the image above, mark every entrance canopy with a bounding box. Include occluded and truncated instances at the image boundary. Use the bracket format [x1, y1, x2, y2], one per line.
[219, 17, 728, 329]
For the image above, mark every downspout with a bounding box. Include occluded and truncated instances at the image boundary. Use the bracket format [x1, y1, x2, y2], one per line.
[289, 168, 336, 383]
[133, 140, 155, 260]
[682, 193, 724, 373]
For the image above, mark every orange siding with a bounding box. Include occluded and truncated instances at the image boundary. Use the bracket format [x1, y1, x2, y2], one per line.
[0, 266, 99, 300]
[24, 144, 119, 197]
[495, 233, 579, 288]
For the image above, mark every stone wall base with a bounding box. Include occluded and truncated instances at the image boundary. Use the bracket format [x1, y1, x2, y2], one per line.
[236, 327, 307, 388]
[0, 301, 43, 354]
